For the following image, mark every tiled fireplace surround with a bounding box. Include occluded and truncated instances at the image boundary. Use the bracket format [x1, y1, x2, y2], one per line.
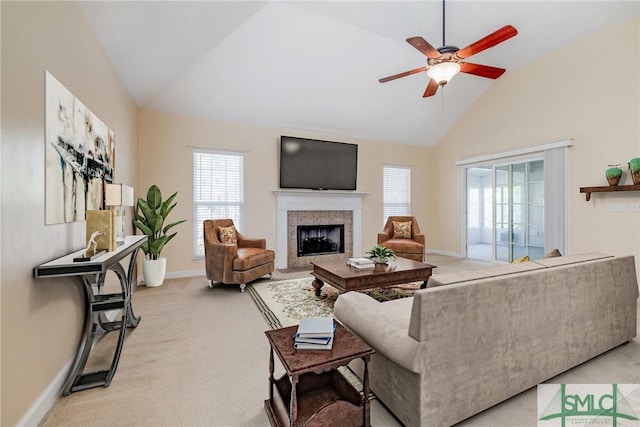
[274, 191, 367, 269]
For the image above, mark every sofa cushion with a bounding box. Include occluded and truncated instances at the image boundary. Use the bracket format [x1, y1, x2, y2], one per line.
[393, 221, 412, 239]
[233, 248, 274, 271]
[382, 239, 423, 254]
[218, 225, 237, 245]
[531, 252, 612, 268]
[426, 261, 545, 288]
[511, 255, 530, 263]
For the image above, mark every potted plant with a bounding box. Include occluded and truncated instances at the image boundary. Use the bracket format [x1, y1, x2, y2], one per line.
[366, 244, 397, 265]
[605, 164, 623, 186]
[133, 185, 186, 287]
[629, 158, 640, 185]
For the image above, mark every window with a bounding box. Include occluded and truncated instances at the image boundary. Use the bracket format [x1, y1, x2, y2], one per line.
[193, 149, 243, 258]
[383, 165, 411, 224]
[459, 140, 570, 262]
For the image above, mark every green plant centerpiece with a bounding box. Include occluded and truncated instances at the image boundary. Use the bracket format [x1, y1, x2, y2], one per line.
[133, 185, 187, 260]
[366, 244, 397, 265]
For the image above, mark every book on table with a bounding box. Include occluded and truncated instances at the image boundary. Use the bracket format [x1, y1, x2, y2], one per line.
[348, 257, 374, 267]
[294, 323, 337, 344]
[296, 317, 335, 338]
[294, 335, 334, 350]
[294, 317, 335, 350]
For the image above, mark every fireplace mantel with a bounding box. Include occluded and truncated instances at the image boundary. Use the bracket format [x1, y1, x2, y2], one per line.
[274, 190, 367, 269]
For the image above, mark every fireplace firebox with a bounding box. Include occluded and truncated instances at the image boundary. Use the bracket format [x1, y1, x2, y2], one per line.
[297, 224, 344, 257]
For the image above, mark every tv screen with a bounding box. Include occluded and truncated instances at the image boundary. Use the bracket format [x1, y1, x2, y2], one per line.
[279, 136, 358, 191]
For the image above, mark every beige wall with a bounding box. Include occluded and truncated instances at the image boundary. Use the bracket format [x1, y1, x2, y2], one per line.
[1, 2, 139, 425]
[2, 2, 638, 425]
[429, 16, 640, 268]
[138, 110, 432, 273]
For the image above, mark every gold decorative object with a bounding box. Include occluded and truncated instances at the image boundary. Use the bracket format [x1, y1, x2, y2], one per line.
[86, 210, 116, 253]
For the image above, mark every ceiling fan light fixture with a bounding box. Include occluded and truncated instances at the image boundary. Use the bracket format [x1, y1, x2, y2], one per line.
[427, 61, 461, 86]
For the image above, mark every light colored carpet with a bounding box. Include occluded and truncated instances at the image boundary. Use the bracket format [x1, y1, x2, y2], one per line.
[38, 255, 640, 427]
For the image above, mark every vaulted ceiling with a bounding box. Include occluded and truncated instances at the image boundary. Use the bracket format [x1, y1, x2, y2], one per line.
[79, 1, 639, 147]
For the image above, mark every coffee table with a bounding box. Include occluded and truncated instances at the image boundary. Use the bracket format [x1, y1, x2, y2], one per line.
[310, 257, 437, 297]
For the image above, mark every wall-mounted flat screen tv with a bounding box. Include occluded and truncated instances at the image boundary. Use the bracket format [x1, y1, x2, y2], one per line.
[279, 136, 358, 191]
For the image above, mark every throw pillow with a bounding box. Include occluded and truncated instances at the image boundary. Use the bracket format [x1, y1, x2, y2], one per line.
[392, 221, 412, 239]
[511, 255, 529, 263]
[218, 225, 237, 245]
[544, 248, 562, 258]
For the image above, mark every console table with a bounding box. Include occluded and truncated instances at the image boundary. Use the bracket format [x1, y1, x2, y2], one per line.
[34, 235, 147, 395]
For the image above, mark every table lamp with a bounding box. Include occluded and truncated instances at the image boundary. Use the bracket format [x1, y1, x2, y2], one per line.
[105, 183, 134, 245]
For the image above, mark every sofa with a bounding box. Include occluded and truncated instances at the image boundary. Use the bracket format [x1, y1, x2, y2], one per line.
[334, 253, 638, 427]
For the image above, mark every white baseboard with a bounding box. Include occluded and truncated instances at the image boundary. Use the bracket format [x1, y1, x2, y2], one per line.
[17, 359, 71, 427]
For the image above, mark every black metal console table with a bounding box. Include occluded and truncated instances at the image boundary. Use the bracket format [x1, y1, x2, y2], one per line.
[34, 235, 147, 395]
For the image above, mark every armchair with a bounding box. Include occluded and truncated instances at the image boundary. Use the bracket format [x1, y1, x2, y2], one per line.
[204, 219, 275, 292]
[377, 216, 425, 262]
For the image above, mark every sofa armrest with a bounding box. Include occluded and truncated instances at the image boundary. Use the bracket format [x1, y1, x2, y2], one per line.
[204, 236, 238, 283]
[237, 236, 266, 249]
[377, 232, 391, 244]
[413, 233, 425, 246]
[334, 292, 423, 373]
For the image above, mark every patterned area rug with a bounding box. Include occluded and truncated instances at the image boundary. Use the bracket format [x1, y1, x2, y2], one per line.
[248, 277, 418, 329]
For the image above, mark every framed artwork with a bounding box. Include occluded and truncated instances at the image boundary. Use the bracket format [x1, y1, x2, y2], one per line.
[45, 71, 115, 224]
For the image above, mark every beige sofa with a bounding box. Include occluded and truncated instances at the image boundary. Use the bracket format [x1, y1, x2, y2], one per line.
[334, 253, 638, 427]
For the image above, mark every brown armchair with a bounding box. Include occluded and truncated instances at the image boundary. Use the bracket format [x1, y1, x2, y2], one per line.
[377, 216, 425, 262]
[204, 219, 275, 292]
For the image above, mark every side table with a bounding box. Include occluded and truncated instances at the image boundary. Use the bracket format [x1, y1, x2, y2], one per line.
[264, 322, 375, 427]
[34, 235, 146, 395]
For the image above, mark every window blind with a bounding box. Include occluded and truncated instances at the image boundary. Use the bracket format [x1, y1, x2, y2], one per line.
[383, 165, 411, 225]
[193, 149, 244, 258]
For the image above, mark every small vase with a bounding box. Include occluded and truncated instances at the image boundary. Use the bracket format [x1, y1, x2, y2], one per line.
[605, 166, 622, 186]
[374, 263, 387, 272]
[143, 257, 167, 287]
[629, 158, 640, 185]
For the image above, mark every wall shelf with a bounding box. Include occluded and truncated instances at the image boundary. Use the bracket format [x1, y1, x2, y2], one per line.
[579, 184, 640, 201]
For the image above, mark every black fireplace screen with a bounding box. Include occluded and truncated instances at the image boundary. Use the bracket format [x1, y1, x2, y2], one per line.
[297, 224, 345, 257]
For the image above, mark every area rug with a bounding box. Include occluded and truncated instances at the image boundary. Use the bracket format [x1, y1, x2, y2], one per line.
[247, 277, 418, 329]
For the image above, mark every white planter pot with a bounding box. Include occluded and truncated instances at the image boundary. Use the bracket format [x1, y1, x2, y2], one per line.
[143, 258, 167, 287]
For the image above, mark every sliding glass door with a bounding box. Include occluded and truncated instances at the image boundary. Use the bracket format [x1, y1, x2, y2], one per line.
[466, 159, 544, 262]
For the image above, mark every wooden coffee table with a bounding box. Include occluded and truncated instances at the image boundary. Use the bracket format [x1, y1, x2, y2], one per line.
[310, 257, 437, 297]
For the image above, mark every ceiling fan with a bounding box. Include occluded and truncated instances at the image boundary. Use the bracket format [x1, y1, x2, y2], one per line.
[379, 0, 518, 97]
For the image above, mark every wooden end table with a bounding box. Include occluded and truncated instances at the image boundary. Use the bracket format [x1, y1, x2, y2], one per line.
[264, 322, 375, 427]
[311, 257, 436, 297]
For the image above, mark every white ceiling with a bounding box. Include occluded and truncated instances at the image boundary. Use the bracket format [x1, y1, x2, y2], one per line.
[79, 1, 639, 147]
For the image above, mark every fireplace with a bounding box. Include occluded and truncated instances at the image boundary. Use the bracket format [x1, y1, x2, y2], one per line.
[297, 224, 345, 257]
[274, 190, 367, 269]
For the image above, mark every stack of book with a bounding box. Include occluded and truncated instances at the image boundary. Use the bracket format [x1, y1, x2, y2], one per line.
[294, 317, 336, 350]
[347, 257, 374, 269]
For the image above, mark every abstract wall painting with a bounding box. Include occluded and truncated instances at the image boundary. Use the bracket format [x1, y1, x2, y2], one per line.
[45, 71, 115, 224]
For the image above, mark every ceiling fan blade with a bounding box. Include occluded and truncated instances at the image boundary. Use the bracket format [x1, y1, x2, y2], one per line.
[379, 66, 427, 83]
[460, 62, 506, 79]
[423, 79, 439, 97]
[457, 25, 518, 59]
[406, 37, 441, 59]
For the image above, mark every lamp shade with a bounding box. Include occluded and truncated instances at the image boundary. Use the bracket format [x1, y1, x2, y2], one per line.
[105, 183, 134, 207]
[426, 62, 461, 86]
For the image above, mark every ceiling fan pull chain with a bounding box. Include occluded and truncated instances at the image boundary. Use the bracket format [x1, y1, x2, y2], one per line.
[442, 0, 446, 46]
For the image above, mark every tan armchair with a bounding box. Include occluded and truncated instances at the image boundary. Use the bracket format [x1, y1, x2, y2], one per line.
[377, 216, 425, 262]
[204, 219, 275, 292]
